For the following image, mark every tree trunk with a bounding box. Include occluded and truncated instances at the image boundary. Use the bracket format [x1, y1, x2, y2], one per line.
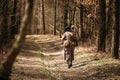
[10, 0, 17, 39]
[54, 0, 57, 35]
[106, 0, 112, 36]
[79, 4, 83, 42]
[98, 0, 106, 52]
[111, 0, 119, 59]
[64, 0, 69, 30]
[0, 0, 34, 79]
[0, 0, 9, 47]
[42, 0, 46, 34]
[72, 7, 76, 24]
[70, 7, 76, 25]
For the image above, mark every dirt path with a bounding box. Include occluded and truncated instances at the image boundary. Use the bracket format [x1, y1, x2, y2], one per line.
[11, 35, 120, 80]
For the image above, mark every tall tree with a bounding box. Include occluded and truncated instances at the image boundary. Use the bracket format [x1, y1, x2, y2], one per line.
[0, 0, 34, 79]
[106, 0, 112, 36]
[69, 4, 76, 25]
[10, 0, 18, 39]
[64, 0, 69, 30]
[42, 0, 46, 34]
[79, 3, 83, 42]
[54, 0, 57, 35]
[98, 0, 106, 52]
[111, 0, 119, 59]
[0, 0, 9, 48]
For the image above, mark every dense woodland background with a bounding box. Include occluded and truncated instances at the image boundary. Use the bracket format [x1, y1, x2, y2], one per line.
[0, 0, 119, 79]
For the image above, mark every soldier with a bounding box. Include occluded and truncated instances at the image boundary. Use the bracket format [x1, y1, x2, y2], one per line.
[61, 25, 78, 68]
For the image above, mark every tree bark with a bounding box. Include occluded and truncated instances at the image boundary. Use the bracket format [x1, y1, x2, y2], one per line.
[64, 0, 69, 30]
[98, 0, 106, 52]
[111, 0, 119, 59]
[0, 0, 9, 47]
[10, 0, 17, 39]
[0, 0, 34, 79]
[42, 0, 46, 34]
[79, 4, 83, 42]
[70, 7, 76, 25]
[54, 0, 57, 35]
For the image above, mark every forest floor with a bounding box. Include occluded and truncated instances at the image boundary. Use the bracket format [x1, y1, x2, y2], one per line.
[11, 35, 120, 80]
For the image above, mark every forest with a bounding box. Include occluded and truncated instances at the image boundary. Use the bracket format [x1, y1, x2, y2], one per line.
[0, 0, 120, 80]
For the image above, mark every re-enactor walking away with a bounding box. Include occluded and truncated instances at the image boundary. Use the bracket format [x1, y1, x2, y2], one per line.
[61, 25, 78, 68]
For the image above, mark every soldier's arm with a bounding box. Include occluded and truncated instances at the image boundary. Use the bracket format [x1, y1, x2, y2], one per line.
[61, 33, 66, 43]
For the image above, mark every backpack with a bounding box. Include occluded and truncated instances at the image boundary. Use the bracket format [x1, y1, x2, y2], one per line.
[63, 40, 70, 47]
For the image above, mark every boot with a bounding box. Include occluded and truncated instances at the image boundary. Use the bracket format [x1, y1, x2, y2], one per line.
[69, 60, 72, 67]
[68, 60, 72, 69]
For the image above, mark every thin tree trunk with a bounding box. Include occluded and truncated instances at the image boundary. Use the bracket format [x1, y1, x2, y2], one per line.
[10, 0, 17, 39]
[0, 0, 34, 79]
[59, 1, 63, 38]
[111, 0, 119, 59]
[42, 0, 46, 34]
[98, 0, 106, 52]
[106, 0, 112, 36]
[70, 7, 76, 25]
[64, 0, 69, 30]
[79, 4, 83, 42]
[54, 0, 57, 35]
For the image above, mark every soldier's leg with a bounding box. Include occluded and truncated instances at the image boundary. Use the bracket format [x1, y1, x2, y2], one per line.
[68, 58, 73, 68]
[68, 59, 70, 68]
[67, 58, 69, 65]
[69, 60, 72, 66]
[64, 48, 67, 60]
